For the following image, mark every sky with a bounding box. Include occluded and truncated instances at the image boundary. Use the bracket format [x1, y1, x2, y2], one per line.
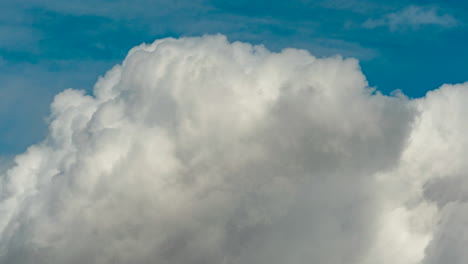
[1, 1, 468, 264]
[1, 0, 468, 155]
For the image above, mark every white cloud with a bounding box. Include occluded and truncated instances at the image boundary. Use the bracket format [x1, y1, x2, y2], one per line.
[0, 35, 467, 263]
[363, 5, 458, 31]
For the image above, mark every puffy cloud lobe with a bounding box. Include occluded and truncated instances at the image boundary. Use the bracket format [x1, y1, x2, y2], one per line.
[0, 35, 466, 263]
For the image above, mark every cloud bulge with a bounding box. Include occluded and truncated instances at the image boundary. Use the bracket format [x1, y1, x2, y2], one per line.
[0, 35, 467, 264]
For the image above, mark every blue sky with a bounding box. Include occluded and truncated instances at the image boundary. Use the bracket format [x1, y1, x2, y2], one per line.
[1, 0, 467, 155]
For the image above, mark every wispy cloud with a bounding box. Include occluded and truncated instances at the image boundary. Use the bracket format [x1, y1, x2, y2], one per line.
[363, 5, 459, 31]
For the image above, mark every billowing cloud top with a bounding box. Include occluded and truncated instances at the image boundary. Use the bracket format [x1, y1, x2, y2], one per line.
[0, 35, 467, 264]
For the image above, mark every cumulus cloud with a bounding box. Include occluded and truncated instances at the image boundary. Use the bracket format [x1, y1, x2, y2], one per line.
[363, 5, 458, 31]
[0, 35, 467, 263]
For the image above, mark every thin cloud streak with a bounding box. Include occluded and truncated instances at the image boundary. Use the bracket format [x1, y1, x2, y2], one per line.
[363, 5, 459, 31]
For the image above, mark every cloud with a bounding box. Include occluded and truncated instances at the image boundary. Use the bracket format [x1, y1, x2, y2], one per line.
[363, 5, 459, 31]
[0, 59, 113, 155]
[0, 35, 467, 263]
